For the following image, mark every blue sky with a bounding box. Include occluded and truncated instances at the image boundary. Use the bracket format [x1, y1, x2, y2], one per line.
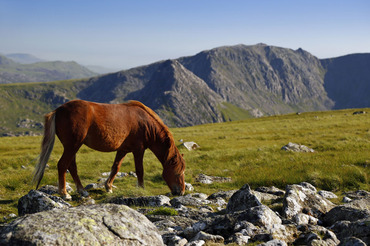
[1, 0, 369, 69]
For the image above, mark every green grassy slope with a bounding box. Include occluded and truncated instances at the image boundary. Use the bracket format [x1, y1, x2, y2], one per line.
[0, 108, 369, 222]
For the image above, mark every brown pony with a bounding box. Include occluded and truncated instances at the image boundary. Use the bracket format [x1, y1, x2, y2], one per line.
[33, 100, 185, 200]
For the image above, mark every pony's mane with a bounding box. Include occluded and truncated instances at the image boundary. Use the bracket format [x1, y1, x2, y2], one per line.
[126, 100, 184, 174]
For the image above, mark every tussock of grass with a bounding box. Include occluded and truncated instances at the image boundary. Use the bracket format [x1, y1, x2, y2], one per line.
[0, 108, 369, 222]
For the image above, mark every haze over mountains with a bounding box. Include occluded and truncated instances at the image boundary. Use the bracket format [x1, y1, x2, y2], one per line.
[0, 43, 369, 135]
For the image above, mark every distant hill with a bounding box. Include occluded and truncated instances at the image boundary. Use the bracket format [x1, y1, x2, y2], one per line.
[0, 54, 97, 83]
[0, 44, 369, 136]
[5, 53, 45, 64]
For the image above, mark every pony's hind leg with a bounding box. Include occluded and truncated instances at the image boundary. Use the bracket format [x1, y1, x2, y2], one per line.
[57, 148, 80, 200]
[105, 151, 127, 193]
[68, 156, 89, 197]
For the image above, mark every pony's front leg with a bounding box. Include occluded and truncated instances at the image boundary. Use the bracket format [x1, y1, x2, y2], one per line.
[105, 151, 126, 193]
[133, 150, 145, 188]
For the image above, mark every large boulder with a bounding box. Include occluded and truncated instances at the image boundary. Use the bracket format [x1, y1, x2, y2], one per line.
[1, 204, 164, 245]
[282, 182, 335, 219]
[18, 189, 71, 216]
[108, 195, 171, 207]
[226, 184, 262, 213]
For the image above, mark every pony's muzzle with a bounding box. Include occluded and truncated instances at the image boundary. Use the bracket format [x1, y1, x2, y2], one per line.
[171, 185, 184, 196]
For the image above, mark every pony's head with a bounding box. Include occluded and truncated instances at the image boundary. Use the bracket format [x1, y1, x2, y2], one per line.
[162, 153, 185, 196]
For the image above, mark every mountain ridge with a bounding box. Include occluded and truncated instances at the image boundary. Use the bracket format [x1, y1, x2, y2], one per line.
[0, 44, 369, 135]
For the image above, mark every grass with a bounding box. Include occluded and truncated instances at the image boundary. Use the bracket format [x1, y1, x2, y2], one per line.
[0, 108, 369, 223]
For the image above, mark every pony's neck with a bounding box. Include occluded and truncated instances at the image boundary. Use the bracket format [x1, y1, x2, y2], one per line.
[149, 127, 175, 166]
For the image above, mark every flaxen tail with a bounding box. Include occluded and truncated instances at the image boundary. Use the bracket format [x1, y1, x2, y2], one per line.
[32, 111, 56, 189]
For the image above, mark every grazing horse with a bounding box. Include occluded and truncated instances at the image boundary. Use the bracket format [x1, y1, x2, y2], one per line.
[33, 100, 186, 200]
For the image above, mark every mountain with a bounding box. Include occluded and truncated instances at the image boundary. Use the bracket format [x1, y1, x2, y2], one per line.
[0, 55, 97, 83]
[321, 53, 370, 109]
[5, 53, 45, 64]
[85, 65, 119, 74]
[0, 44, 369, 136]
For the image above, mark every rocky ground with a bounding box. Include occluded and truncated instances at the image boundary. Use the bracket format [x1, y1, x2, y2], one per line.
[0, 179, 369, 245]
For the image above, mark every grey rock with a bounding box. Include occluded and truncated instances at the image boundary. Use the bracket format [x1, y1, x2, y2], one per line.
[185, 182, 194, 191]
[109, 195, 171, 207]
[257, 239, 287, 246]
[170, 194, 210, 208]
[191, 231, 224, 243]
[226, 184, 262, 213]
[1, 204, 164, 245]
[281, 142, 315, 152]
[255, 186, 285, 196]
[318, 190, 338, 199]
[338, 237, 367, 246]
[18, 189, 71, 216]
[282, 182, 335, 219]
[195, 174, 231, 184]
[231, 232, 250, 245]
[329, 218, 370, 243]
[323, 205, 370, 226]
[207, 190, 237, 200]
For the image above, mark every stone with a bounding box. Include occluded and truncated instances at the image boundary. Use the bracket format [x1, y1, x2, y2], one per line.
[185, 240, 205, 246]
[195, 174, 232, 184]
[109, 195, 171, 207]
[231, 232, 250, 245]
[18, 189, 71, 216]
[257, 239, 287, 246]
[282, 182, 335, 219]
[293, 213, 318, 225]
[226, 184, 262, 213]
[329, 218, 370, 243]
[338, 237, 367, 246]
[323, 205, 370, 226]
[183, 141, 200, 151]
[191, 231, 224, 243]
[207, 190, 237, 200]
[237, 205, 282, 229]
[1, 204, 164, 245]
[281, 142, 315, 152]
[318, 190, 338, 199]
[255, 186, 285, 196]
[170, 194, 210, 208]
[163, 234, 188, 246]
[185, 182, 194, 191]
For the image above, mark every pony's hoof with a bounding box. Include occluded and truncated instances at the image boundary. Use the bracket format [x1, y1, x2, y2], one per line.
[62, 193, 72, 201]
[106, 189, 113, 193]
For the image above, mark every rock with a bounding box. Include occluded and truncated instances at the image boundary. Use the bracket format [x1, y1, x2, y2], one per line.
[186, 240, 205, 246]
[294, 224, 340, 246]
[329, 218, 370, 243]
[18, 189, 71, 216]
[109, 195, 171, 207]
[281, 142, 315, 152]
[253, 190, 280, 203]
[231, 232, 250, 245]
[237, 205, 282, 229]
[293, 213, 319, 225]
[185, 182, 194, 191]
[282, 182, 335, 219]
[170, 194, 210, 208]
[353, 111, 366, 115]
[323, 204, 370, 226]
[343, 196, 353, 203]
[207, 190, 237, 200]
[1, 204, 164, 245]
[318, 190, 338, 199]
[257, 239, 287, 246]
[182, 141, 200, 151]
[191, 231, 224, 243]
[38, 184, 73, 195]
[226, 184, 262, 213]
[162, 234, 188, 246]
[255, 186, 286, 196]
[195, 174, 232, 184]
[344, 190, 370, 200]
[338, 237, 367, 246]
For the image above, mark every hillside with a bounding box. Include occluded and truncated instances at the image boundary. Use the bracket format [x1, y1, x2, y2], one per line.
[0, 44, 369, 135]
[0, 55, 97, 84]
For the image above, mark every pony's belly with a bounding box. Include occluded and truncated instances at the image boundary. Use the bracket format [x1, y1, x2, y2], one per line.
[83, 135, 123, 152]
